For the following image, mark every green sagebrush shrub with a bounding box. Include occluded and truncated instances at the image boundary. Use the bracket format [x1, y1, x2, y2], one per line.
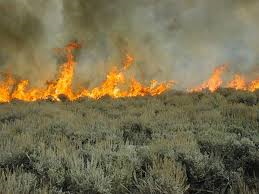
[0, 90, 258, 193]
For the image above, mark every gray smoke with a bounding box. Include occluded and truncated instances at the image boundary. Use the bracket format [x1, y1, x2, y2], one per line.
[0, 0, 258, 88]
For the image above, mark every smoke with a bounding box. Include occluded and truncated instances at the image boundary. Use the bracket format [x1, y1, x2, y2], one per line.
[0, 0, 258, 88]
[0, 0, 62, 85]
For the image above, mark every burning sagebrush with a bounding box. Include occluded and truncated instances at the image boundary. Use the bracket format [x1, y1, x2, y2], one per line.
[0, 42, 174, 103]
[189, 64, 259, 93]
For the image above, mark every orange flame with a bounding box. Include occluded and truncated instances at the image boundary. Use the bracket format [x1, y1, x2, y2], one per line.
[189, 64, 258, 93]
[123, 54, 134, 70]
[226, 74, 247, 90]
[248, 79, 259, 92]
[0, 73, 15, 102]
[227, 74, 259, 92]
[189, 64, 228, 92]
[77, 59, 174, 99]
[0, 42, 174, 103]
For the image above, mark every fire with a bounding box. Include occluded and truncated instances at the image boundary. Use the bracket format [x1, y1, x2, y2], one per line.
[0, 73, 15, 102]
[227, 75, 259, 92]
[248, 79, 259, 92]
[0, 42, 174, 103]
[226, 74, 247, 90]
[189, 64, 259, 93]
[77, 54, 174, 99]
[123, 54, 134, 70]
[1, 41, 258, 103]
[189, 64, 228, 92]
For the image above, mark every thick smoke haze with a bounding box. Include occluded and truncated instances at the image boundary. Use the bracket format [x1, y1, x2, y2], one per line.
[0, 0, 258, 88]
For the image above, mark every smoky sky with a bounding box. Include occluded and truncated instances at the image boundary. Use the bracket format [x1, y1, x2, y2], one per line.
[0, 0, 258, 88]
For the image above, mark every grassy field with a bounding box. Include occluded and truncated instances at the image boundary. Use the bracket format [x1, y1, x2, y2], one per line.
[0, 89, 258, 194]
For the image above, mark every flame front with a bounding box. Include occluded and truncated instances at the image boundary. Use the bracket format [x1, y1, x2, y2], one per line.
[248, 79, 259, 92]
[227, 75, 259, 92]
[189, 65, 259, 93]
[226, 74, 247, 90]
[0, 42, 174, 103]
[189, 64, 228, 92]
[1, 41, 258, 103]
[78, 53, 174, 99]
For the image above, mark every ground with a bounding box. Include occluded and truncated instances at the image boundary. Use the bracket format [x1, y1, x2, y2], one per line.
[0, 89, 259, 194]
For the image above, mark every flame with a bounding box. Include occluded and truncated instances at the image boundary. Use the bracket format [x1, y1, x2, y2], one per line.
[1, 41, 257, 103]
[123, 54, 134, 70]
[227, 74, 259, 92]
[7, 42, 81, 102]
[189, 64, 228, 92]
[189, 64, 258, 93]
[0, 73, 15, 102]
[0, 42, 174, 103]
[77, 57, 174, 99]
[248, 79, 259, 92]
[226, 74, 247, 90]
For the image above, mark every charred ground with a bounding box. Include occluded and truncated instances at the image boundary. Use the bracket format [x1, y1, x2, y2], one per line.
[0, 89, 259, 194]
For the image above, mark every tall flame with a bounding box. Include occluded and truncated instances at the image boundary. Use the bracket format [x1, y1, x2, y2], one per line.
[0, 73, 15, 102]
[189, 64, 228, 92]
[0, 42, 174, 103]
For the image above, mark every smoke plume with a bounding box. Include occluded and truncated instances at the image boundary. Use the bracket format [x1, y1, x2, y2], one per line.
[0, 0, 258, 88]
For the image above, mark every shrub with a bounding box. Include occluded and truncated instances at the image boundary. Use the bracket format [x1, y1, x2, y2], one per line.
[0, 169, 38, 194]
[0, 90, 258, 193]
[226, 91, 257, 106]
[136, 157, 189, 194]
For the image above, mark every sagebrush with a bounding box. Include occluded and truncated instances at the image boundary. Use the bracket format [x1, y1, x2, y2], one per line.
[0, 89, 258, 194]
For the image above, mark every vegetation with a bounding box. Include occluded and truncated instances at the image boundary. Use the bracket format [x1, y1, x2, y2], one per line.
[0, 89, 258, 194]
